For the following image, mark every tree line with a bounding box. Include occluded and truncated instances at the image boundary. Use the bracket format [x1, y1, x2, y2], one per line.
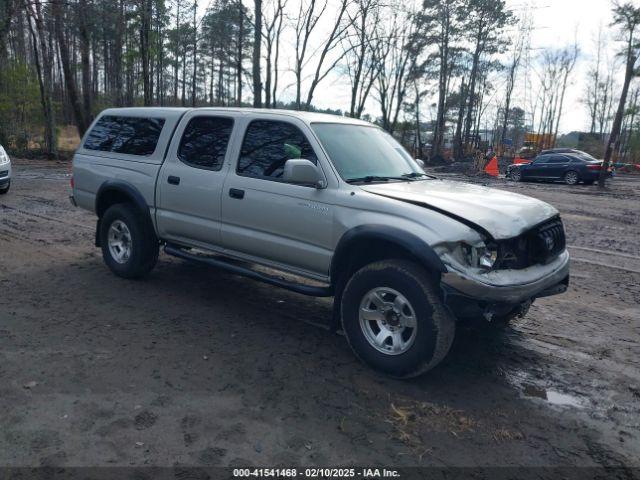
[1, 0, 639, 180]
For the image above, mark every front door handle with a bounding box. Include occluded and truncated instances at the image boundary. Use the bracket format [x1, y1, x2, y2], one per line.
[229, 188, 245, 199]
[168, 175, 180, 185]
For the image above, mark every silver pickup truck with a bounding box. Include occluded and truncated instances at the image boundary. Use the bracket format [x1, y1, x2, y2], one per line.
[71, 107, 569, 377]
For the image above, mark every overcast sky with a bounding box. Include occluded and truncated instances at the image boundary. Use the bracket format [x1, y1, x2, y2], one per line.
[305, 0, 623, 134]
[200, 0, 625, 134]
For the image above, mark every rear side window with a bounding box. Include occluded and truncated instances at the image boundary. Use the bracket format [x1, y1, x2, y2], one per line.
[83, 116, 121, 152]
[237, 120, 317, 179]
[178, 116, 234, 170]
[547, 156, 569, 164]
[84, 115, 165, 156]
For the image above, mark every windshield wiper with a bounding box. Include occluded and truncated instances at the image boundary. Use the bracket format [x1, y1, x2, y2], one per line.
[346, 175, 411, 184]
[401, 172, 431, 179]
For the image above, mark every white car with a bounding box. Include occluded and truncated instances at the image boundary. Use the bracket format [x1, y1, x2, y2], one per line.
[0, 144, 11, 194]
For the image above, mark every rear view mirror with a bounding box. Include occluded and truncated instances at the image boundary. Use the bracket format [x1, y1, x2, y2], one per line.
[283, 159, 325, 188]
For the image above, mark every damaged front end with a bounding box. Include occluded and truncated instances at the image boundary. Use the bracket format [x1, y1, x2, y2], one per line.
[436, 216, 570, 324]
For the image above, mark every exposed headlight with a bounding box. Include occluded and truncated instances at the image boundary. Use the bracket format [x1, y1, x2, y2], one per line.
[461, 242, 498, 269]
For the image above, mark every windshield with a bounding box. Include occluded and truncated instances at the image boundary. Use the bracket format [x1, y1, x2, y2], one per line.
[311, 123, 425, 182]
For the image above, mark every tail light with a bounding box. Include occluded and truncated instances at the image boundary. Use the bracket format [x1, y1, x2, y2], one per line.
[587, 164, 601, 171]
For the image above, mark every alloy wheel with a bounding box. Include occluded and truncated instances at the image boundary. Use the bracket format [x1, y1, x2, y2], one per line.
[565, 171, 578, 185]
[107, 219, 132, 264]
[358, 287, 417, 355]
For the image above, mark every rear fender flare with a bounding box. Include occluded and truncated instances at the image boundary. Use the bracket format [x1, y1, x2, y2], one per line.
[94, 180, 154, 246]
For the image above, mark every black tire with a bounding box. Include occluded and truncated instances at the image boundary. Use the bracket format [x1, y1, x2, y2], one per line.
[340, 259, 455, 378]
[564, 170, 579, 185]
[0, 181, 10, 194]
[510, 169, 522, 182]
[99, 203, 159, 279]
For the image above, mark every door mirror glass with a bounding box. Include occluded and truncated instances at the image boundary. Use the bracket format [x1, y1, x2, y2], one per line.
[415, 158, 425, 169]
[283, 159, 324, 187]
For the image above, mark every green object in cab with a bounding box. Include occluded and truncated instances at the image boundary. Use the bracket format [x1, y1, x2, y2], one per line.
[284, 143, 302, 159]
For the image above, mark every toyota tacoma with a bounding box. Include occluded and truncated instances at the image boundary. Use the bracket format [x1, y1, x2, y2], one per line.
[71, 108, 569, 377]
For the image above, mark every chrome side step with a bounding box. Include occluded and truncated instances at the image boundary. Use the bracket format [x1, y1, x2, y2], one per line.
[164, 244, 334, 297]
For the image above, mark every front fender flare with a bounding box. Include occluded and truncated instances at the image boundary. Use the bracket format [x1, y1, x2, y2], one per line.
[329, 225, 447, 286]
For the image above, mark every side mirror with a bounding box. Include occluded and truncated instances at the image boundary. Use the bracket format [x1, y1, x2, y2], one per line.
[283, 159, 325, 188]
[415, 158, 425, 169]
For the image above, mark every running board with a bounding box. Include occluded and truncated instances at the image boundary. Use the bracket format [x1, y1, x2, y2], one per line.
[164, 244, 334, 297]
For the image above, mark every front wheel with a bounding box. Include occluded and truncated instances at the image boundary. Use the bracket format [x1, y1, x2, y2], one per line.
[564, 170, 579, 185]
[341, 260, 455, 378]
[100, 203, 159, 279]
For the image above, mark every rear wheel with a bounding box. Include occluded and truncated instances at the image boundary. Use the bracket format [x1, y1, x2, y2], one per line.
[564, 170, 579, 185]
[100, 203, 159, 279]
[510, 169, 522, 182]
[341, 260, 455, 378]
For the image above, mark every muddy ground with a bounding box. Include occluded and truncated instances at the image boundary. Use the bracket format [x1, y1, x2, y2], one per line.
[0, 158, 639, 473]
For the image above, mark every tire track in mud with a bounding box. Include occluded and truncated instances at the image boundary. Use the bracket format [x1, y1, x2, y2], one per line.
[1, 159, 639, 467]
[1, 204, 93, 231]
[568, 244, 640, 274]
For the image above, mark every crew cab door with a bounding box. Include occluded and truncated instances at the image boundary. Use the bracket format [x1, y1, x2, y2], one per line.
[219, 117, 334, 278]
[155, 112, 237, 248]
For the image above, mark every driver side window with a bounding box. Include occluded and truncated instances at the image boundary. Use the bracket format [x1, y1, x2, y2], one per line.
[236, 120, 317, 180]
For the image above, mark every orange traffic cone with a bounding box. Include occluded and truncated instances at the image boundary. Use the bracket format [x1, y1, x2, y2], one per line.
[485, 156, 499, 177]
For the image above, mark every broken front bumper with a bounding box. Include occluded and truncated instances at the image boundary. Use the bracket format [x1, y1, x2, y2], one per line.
[441, 250, 570, 305]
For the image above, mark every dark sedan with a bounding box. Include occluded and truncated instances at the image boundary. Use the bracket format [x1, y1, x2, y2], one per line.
[507, 153, 611, 185]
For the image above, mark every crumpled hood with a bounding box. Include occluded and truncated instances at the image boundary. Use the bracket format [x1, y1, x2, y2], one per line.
[360, 179, 559, 239]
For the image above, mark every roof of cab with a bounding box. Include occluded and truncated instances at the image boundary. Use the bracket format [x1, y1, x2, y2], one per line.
[98, 107, 372, 127]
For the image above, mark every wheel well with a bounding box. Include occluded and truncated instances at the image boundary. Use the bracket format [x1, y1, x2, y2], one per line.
[332, 238, 440, 288]
[96, 189, 137, 218]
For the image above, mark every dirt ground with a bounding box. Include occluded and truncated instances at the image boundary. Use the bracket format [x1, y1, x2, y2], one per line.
[1, 158, 639, 473]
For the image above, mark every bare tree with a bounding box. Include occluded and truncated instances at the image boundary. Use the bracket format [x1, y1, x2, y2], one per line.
[253, 0, 262, 107]
[552, 43, 579, 145]
[52, 0, 89, 136]
[263, 0, 286, 108]
[584, 24, 606, 134]
[25, 0, 57, 158]
[462, 0, 513, 150]
[373, 7, 418, 133]
[600, 1, 640, 187]
[418, 0, 463, 156]
[343, 0, 380, 118]
[500, 28, 526, 148]
[139, 0, 153, 105]
[292, 0, 354, 110]
[0, 0, 16, 60]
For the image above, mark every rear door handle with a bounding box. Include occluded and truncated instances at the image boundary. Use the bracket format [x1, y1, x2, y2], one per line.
[229, 188, 245, 199]
[168, 175, 180, 185]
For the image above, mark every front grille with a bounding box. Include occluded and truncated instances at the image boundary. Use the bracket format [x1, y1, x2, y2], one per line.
[495, 217, 565, 269]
